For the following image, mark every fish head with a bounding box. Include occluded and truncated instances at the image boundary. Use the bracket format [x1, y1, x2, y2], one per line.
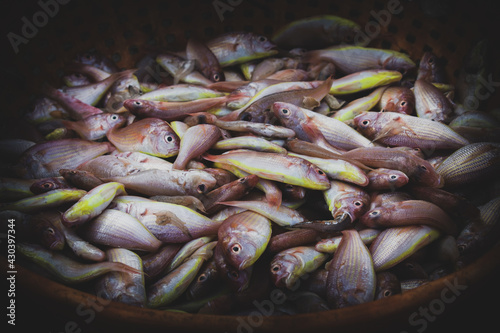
[249, 33, 278, 55]
[104, 113, 127, 129]
[123, 99, 156, 115]
[411, 158, 444, 188]
[272, 101, 298, 124]
[383, 88, 415, 115]
[335, 192, 371, 223]
[222, 234, 258, 271]
[147, 121, 181, 158]
[185, 171, 217, 196]
[360, 205, 388, 227]
[353, 112, 380, 137]
[305, 165, 331, 190]
[270, 255, 296, 288]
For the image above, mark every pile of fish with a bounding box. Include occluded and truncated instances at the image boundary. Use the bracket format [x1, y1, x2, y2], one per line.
[2, 15, 500, 315]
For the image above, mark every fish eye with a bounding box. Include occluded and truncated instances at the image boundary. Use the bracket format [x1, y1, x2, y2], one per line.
[231, 244, 242, 253]
[317, 169, 325, 175]
[258, 36, 267, 43]
[390, 174, 398, 180]
[280, 108, 290, 115]
[46, 228, 55, 235]
[354, 200, 363, 207]
[369, 210, 380, 217]
[198, 274, 207, 282]
[361, 120, 370, 127]
[419, 165, 428, 171]
[133, 100, 142, 106]
[213, 73, 221, 82]
[271, 264, 280, 272]
[165, 135, 174, 143]
[229, 271, 239, 280]
[111, 115, 119, 120]
[400, 101, 406, 106]
[197, 183, 207, 193]
[240, 113, 252, 121]
[457, 244, 467, 253]
[42, 183, 52, 189]
[428, 57, 435, 64]
[383, 290, 392, 297]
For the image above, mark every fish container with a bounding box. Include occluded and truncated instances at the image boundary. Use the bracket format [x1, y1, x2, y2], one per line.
[1, 0, 500, 333]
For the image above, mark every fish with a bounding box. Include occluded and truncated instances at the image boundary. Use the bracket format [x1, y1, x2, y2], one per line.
[326, 229, 376, 308]
[61, 113, 127, 141]
[218, 200, 306, 228]
[95, 248, 146, 307]
[366, 168, 409, 191]
[342, 147, 443, 188]
[186, 258, 223, 300]
[272, 15, 362, 49]
[62, 182, 127, 227]
[29, 177, 72, 194]
[58, 70, 136, 107]
[354, 111, 469, 150]
[315, 228, 381, 253]
[79, 209, 162, 252]
[436, 142, 500, 188]
[416, 52, 447, 83]
[24, 97, 67, 124]
[40, 83, 103, 121]
[199, 175, 259, 215]
[122, 96, 231, 121]
[212, 136, 287, 154]
[323, 180, 371, 224]
[218, 210, 272, 270]
[105, 169, 217, 197]
[0, 178, 36, 200]
[360, 199, 457, 235]
[74, 51, 119, 73]
[205, 32, 278, 67]
[332, 86, 387, 122]
[147, 241, 215, 308]
[186, 38, 225, 82]
[173, 124, 221, 170]
[17, 242, 140, 284]
[156, 53, 212, 86]
[330, 69, 403, 95]
[141, 244, 182, 280]
[59, 169, 105, 191]
[202, 150, 330, 190]
[304, 46, 416, 75]
[111, 196, 221, 243]
[214, 119, 296, 138]
[165, 237, 216, 274]
[234, 76, 333, 123]
[369, 225, 440, 271]
[414, 79, 453, 123]
[149, 195, 206, 213]
[270, 246, 328, 289]
[17, 139, 114, 179]
[378, 86, 415, 114]
[272, 102, 374, 150]
[375, 272, 401, 300]
[288, 152, 369, 187]
[106, 118, 180, 158]
[50, 212, 106, 261]
[250, 58, 285, 81]
[268, 229, 320, 254]
[139, 84, 226, 102]
[0, 189, 87, 213]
